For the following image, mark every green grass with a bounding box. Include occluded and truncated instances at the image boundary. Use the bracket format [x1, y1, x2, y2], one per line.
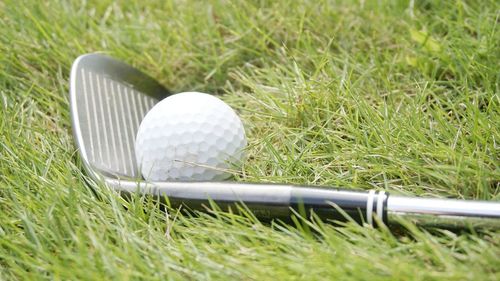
[1, 0, 499, 279]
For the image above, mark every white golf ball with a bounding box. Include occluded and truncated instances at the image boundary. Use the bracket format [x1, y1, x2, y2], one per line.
[135, 92, 247, 181]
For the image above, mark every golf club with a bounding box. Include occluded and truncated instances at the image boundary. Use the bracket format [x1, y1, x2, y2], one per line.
[69, 53, 500, 230]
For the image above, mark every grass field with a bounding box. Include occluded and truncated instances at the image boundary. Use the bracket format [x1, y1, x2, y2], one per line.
[1, 0, 499, 279]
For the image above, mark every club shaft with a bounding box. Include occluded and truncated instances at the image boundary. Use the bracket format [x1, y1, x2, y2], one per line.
[108, 180, 500, 229]
[387, 196, 500, 229]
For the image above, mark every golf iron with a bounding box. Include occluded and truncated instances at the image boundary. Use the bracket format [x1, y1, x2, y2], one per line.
[69, 53, 500, 230]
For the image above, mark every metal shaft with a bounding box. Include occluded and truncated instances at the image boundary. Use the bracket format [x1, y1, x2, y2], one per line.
[387, 196, 500, 229]
[106, 179, 500, 229]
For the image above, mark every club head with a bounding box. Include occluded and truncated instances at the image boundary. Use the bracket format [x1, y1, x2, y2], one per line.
[69, 53, 295, 209]
[69, 53, 305, 221]
[69, 53, 170, 185]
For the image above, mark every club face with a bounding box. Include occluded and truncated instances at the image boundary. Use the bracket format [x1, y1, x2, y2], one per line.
[69, 53, 170, 182]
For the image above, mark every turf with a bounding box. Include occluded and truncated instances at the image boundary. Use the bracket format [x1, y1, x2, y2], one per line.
[1, 0, 499, 279]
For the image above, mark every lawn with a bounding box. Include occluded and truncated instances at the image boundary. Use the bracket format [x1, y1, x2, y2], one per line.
[1, 0, 499, 279]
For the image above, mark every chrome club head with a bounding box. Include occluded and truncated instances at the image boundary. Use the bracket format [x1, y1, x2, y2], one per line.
[69, 53, 170, 182]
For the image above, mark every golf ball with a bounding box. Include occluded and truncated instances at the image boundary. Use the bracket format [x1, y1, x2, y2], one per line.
[135, 92, 247, 181]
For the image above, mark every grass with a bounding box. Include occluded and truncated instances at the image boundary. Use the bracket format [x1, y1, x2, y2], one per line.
[0, 0, 499, 279]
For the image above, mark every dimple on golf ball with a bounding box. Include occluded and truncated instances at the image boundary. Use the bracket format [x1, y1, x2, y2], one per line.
[135, 92, 247, 181]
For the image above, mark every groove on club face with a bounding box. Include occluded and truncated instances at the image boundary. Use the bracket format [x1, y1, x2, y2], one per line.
[70, 53, 170, 179]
